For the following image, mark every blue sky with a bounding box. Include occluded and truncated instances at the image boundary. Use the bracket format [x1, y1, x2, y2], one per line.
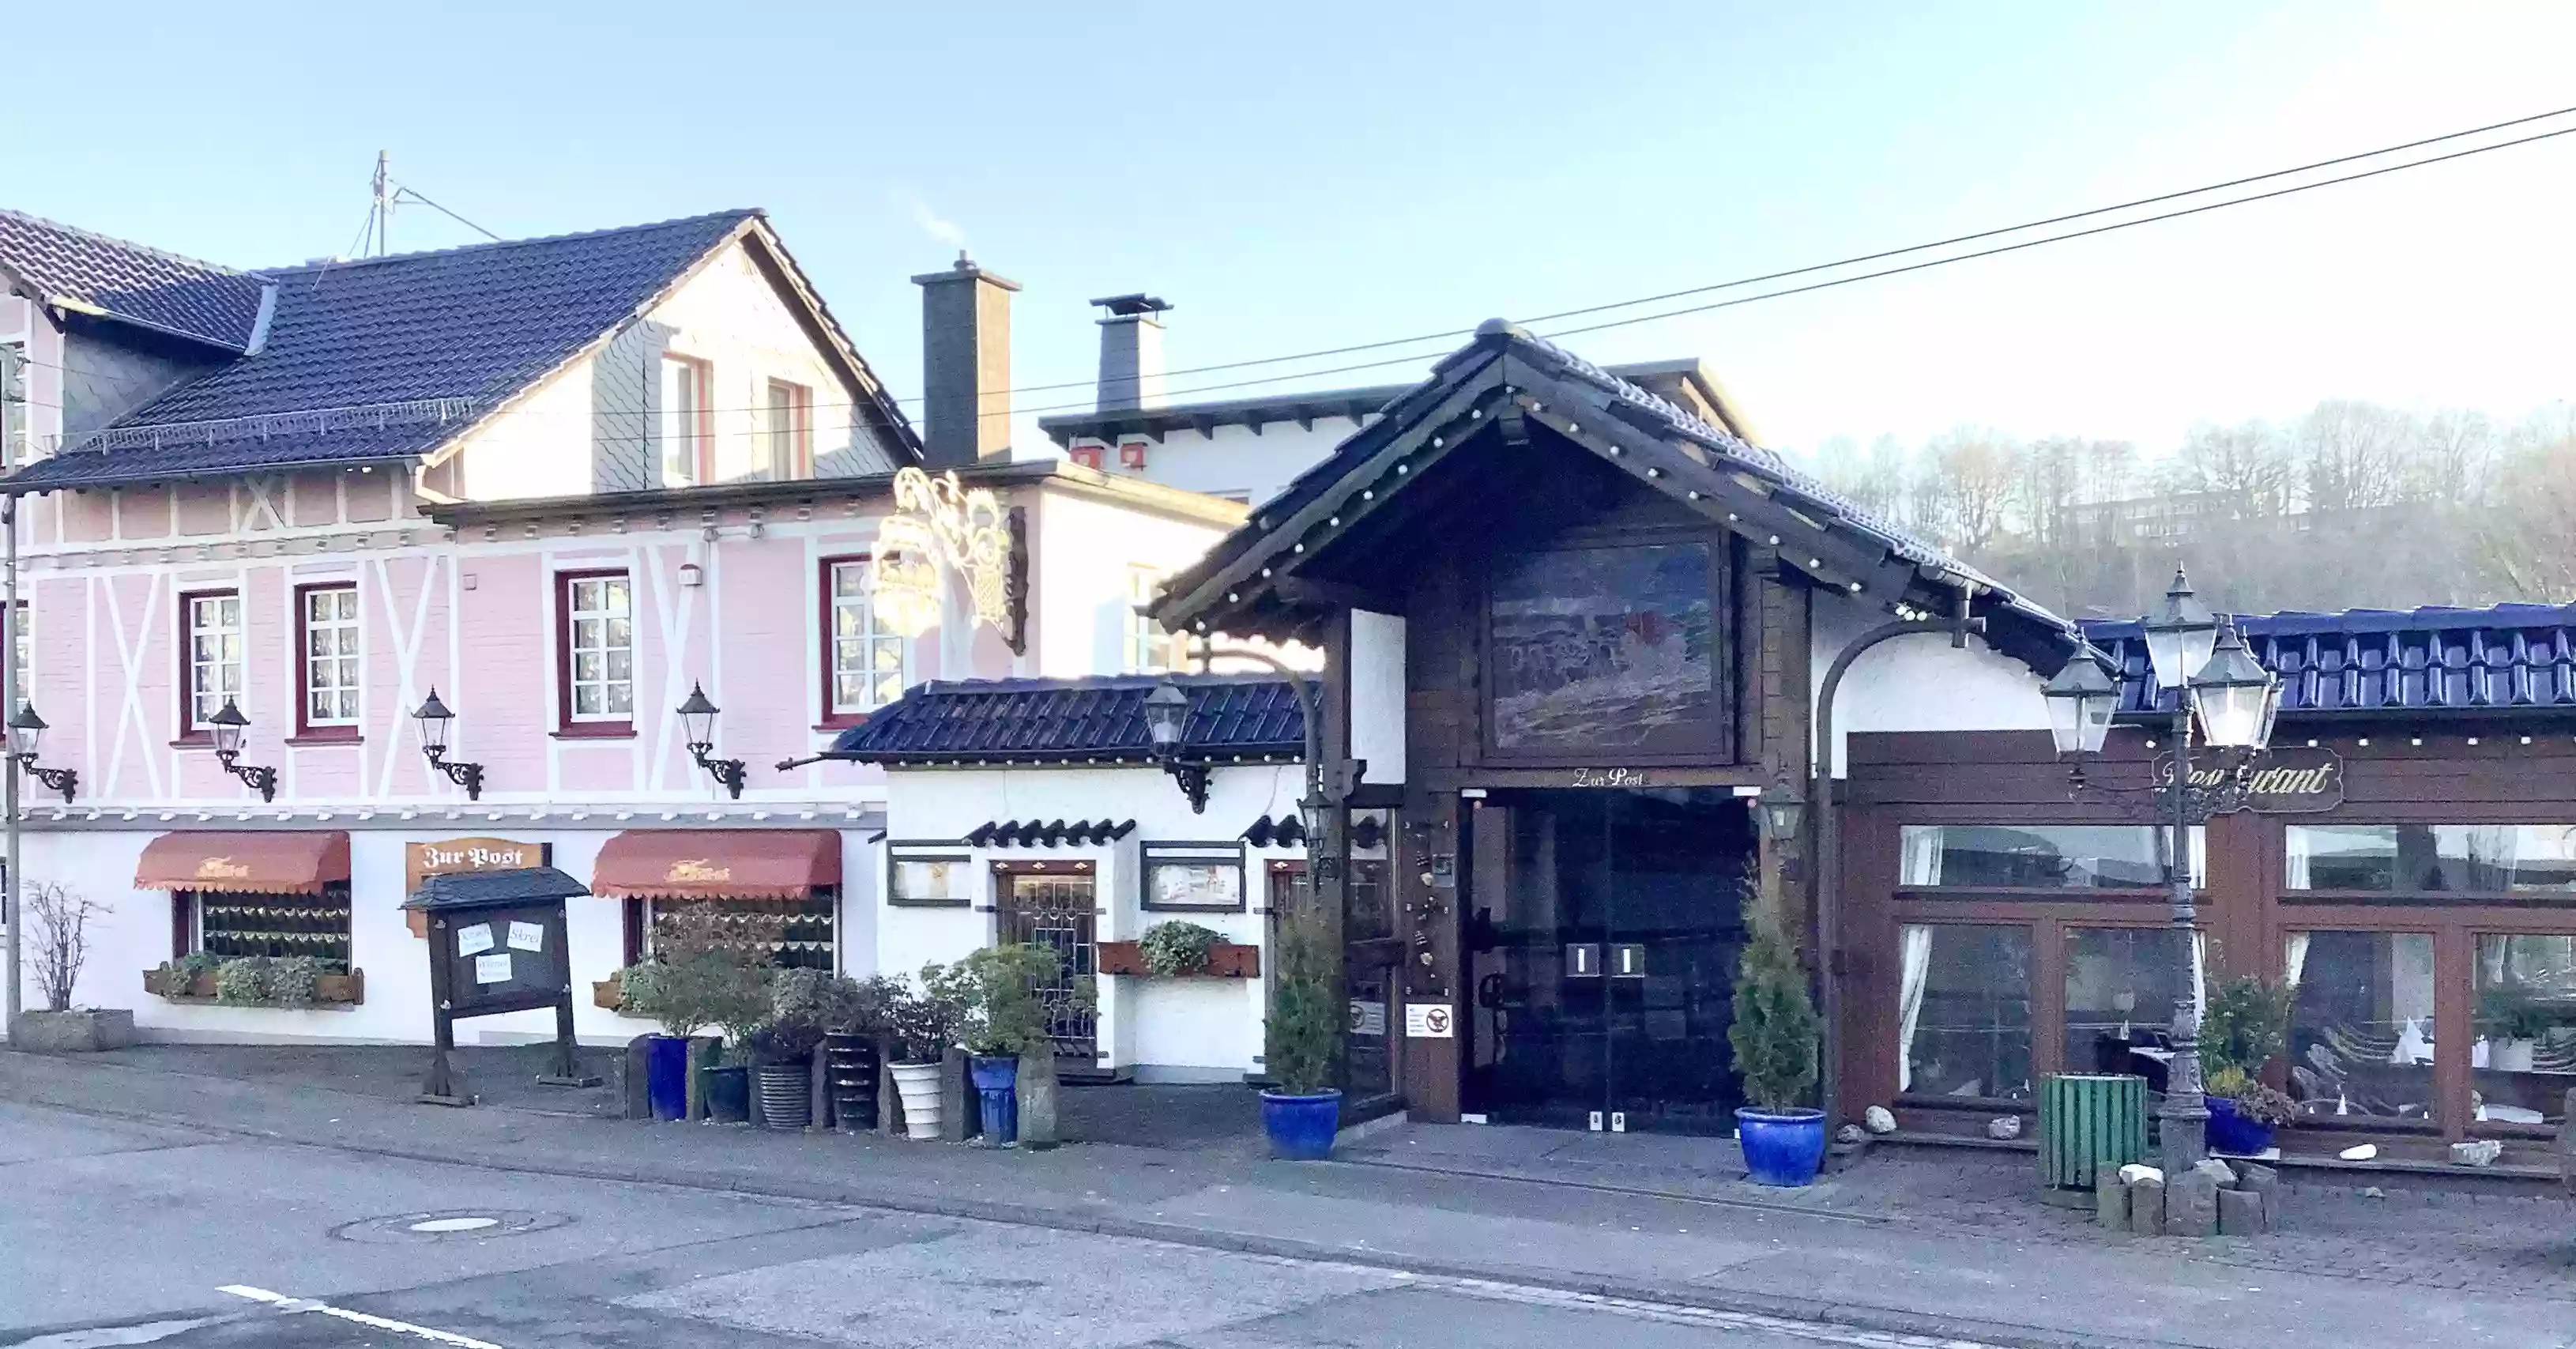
[10, 2, 2571, 455]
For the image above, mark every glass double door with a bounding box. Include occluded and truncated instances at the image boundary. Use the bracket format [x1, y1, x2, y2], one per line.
[1466, 789, 1755, 1133]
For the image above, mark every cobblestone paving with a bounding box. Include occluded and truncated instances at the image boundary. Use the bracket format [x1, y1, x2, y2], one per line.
[1346, 1131, 2576, 1298]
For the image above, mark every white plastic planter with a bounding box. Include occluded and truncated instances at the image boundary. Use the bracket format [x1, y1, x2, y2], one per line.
[890, 1061, 943, 1140]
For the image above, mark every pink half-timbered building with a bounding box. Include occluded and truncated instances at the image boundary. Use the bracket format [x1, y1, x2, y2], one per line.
[0, 209, 1237, 1044]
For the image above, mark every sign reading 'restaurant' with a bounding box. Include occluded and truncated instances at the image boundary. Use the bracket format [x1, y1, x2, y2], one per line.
[2152, 747, 2344, 813]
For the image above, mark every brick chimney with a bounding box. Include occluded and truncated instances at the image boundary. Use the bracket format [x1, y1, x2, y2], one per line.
[912, 252, 1020, 467]
[1090, 293, 1171, 413]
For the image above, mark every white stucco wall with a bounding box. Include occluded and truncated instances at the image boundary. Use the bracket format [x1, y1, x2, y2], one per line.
[1808, 590, 2054, 778]
[1062, 413, 1373, 511]
[24, 825, 877, 1047]
[1029, 490, 1231, 679]
[878, 761, 1303, 1079]
[453, 360, 597, 501]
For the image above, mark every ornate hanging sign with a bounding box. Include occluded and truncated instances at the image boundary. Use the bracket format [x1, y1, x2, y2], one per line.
[868, 468, 1027, 651]
[2151, 746, 2344, 814]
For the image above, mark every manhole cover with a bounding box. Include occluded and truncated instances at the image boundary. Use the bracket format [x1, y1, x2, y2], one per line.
[333, 1210, 570, 1243]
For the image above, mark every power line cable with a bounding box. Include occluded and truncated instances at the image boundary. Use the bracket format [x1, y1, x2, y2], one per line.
[390, 186, 503, 243]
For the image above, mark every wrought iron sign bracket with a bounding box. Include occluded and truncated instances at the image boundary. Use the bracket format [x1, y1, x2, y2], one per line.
[689, 743, 748, 800]
[215, 748, 279, 803]
[1159, 757, 1213, 814]
[423, 746, 485, 801]
[17, 756, 74, 805]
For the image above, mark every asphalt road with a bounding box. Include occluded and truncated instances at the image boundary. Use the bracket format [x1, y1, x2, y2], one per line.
[0, 1098, 1974, 1349]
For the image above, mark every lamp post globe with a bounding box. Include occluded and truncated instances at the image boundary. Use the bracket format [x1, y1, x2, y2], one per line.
[208, 698, 250, 756]
[2040, 647, 2119, 759]
[2141, 567, 2219, 694]
[412, 688, 456, 756]
[675, 683, 721, 752]
[6, 702, 43, 760]
[2188, 621, 2280, 752]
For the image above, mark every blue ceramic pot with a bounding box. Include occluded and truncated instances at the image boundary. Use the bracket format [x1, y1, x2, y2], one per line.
[1735, 1106, 1828, 1187]
[701, 1065, 751, 1124]
[1260, 1089, 1342, 1160]
[645, 1034, 690, 1122]
[2205, 1096, 2275, 1156]
[969, 1053, 1019, 1144]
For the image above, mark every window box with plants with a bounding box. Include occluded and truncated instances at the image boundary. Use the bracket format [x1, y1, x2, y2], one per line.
[145, 953, 365, 1008]
[1098, 921, 1261, 979]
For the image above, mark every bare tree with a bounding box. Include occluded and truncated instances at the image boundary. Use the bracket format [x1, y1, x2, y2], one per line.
[2160, 420, 2294, 518]
[26, 881, 105, 1012]
[2474, 432, 2576, 600]
[2410, 409, 2495, 505]
[1921, 428, 2022, 552]
[2298, 400, 2412, 512]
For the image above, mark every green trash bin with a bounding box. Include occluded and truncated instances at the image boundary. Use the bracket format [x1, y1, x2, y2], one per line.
[2039, 1073, 2149, 1199]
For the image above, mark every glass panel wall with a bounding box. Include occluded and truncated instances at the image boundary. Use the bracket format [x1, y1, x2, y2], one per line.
[1900, 825, 2204, 889]
[1898, 924, 2033, 1101]
[2473, 933, 2576, 1125]
[2284, 930, 2438, 1123]
[2062, 928, 2192, 1087]
[2287, 825, 2576, 893]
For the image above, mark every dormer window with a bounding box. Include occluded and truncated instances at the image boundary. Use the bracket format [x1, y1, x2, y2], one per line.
[660, 356, 710, 487]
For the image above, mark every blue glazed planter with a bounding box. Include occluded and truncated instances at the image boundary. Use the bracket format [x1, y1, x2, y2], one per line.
[1260, 1089, 1342, 1160]
[969, 1054, 1019, 1145]
[2205, 1096, 2276, 1156]
[1736, 1107, 1828, 1187]
[645, 1035, 691, 1122]
[701, 1065, 751, 1124]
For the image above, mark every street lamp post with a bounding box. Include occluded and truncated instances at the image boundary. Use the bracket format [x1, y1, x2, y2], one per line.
[2043, 567, 2280, 1189]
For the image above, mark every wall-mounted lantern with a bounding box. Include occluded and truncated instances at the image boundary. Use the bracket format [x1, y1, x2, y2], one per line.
[7, 703, 75, 804]
[1142, 681, 1211, 814]
[1755, 778, 1805, 844]
[412, 688, 486, 801]
[675, 683, 747, 799]
[206, 698, 278, 802]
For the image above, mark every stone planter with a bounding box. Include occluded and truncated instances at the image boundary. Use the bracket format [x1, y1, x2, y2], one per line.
[9, 1008, 137, 1053]
[1095, 940, 1261, 978]
[142, 967, 365, 1007]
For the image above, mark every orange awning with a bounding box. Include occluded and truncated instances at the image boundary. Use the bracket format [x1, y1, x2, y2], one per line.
[590, 830, 840, 900]
[136, 831, 352, 895]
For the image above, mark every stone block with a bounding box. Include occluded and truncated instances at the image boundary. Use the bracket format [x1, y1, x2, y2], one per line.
[2450, 1139, 2503, 1167]
[2127, 1177, 2165, 1236]
[2096, 1170, 2130, 1230]
[1986, 1114, 2023, 1140]
[2167, 1168, 2220, 1238]
[1836, 1123, 1867, 1145]
[8, 1008, 135, 1053]
[2233, 1162, 2281, 1221]
[622, 1036, 653, 1120]
[1863, 1105, 1897, 1135]
[2118, 1162, 2163, 1185]
[684, 1036, 721, 1121]
[1017, 1044, 1060, 1150]
[2217, 1186, 2266, 1237]
[940, 1046, 974, 1143]
[2193, 1158, 2239, 1189]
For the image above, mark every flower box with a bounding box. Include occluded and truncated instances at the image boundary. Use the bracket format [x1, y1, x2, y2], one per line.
[593, 974, 626, 1011]
[142, 967, 366, 1008]
[1096, 940, 1260, 979]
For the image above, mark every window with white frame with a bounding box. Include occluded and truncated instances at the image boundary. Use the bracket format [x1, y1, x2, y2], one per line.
[183, 592, 243, 730]
[764, 379, 810, 479]
[827, 559, 906, 716]
[563, 574, 634, 725]
[659, 355, 708, 487]
[299, 586, 360, 729]
[1124, 565, 1185, 673]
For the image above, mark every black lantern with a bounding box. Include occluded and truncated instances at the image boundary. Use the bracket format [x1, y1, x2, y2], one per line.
[9, 702, 73, 804]
[2041, 646, 2120, 760]
[2189, 620, 2280, 751]
[206, 698, 277, 802]
[1141, 681, 1211, 814]
[1756, 779, 1805, 843]
[675, 682, 746, 799]
[2140, 567, 2218, 694]
[412, 688, 484, 801]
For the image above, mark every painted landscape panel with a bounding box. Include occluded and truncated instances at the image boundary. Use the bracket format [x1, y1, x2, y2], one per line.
[1489, 542, 1715, 751]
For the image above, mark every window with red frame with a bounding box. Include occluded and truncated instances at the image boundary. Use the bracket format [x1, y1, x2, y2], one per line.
[297, 584, 361, 736]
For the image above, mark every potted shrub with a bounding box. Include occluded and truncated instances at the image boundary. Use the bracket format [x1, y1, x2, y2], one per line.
[2476, 978, 2574, 1072]
[927, 944, 1081, 1146]
[1729, 887, 1825, 1186]
[2202, 974, 2295, 1153]
[9, 883, 134, 1053]
[619, 906, 773, 1123]
[1139, 920, 1224, 977]
[808, 973, 902, 1132]
[886, 973, 966, 1140]
[702, 963, 778, 1126]
[1261, 897, 1343, 1159]
[751, 968, 851, 1131]
[616, 961, 709, 1122]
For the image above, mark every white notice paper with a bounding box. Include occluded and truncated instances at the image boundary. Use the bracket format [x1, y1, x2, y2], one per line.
[507, 921, 544, 952]
[455, 923, 495, 956]
[473, 952, 513, 985]
[1404, 1003, 1455, 1038]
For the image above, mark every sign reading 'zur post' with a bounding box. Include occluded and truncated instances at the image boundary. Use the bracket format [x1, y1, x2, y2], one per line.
[405, 838, 551, 939]
[2152, 747, 2345, 813]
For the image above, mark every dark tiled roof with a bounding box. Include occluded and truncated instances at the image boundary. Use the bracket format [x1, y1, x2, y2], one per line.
[826, 673, 1306, 763]
[1242, 814, 1308, 847]
[401, 865, 591, 910]
[1153, 322, 2076, 667]
[964, 820, 1137, 847]
[2083, 604, 2576, 718]
[0, 209, 267, 349]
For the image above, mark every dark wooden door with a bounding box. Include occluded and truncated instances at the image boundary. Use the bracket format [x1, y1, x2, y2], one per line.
[996, 869, 1099, 1061]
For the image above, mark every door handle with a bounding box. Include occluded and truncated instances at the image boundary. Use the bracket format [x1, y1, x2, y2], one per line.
[1564, 943, 1601, 978]
[1611, 944, 1645, 978]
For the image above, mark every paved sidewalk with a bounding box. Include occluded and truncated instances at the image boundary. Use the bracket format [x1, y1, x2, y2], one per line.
[5, 1046, 2572, 1349]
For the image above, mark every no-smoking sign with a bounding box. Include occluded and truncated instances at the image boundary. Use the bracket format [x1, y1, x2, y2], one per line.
[1404, 1003, 1455, 1038]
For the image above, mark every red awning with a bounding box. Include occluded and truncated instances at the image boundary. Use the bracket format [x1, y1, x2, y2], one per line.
[135, 831, 352, 895]
[590, 830, 841, 900]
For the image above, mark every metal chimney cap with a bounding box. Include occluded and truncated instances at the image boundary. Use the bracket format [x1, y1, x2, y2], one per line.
[1088, 293, 1173, 316]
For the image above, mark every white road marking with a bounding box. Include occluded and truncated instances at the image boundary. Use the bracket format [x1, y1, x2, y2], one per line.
[216, 1286, 505, 1349]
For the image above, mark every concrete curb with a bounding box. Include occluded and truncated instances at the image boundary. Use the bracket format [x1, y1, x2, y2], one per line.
[7, 1077, 2209, 1349]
